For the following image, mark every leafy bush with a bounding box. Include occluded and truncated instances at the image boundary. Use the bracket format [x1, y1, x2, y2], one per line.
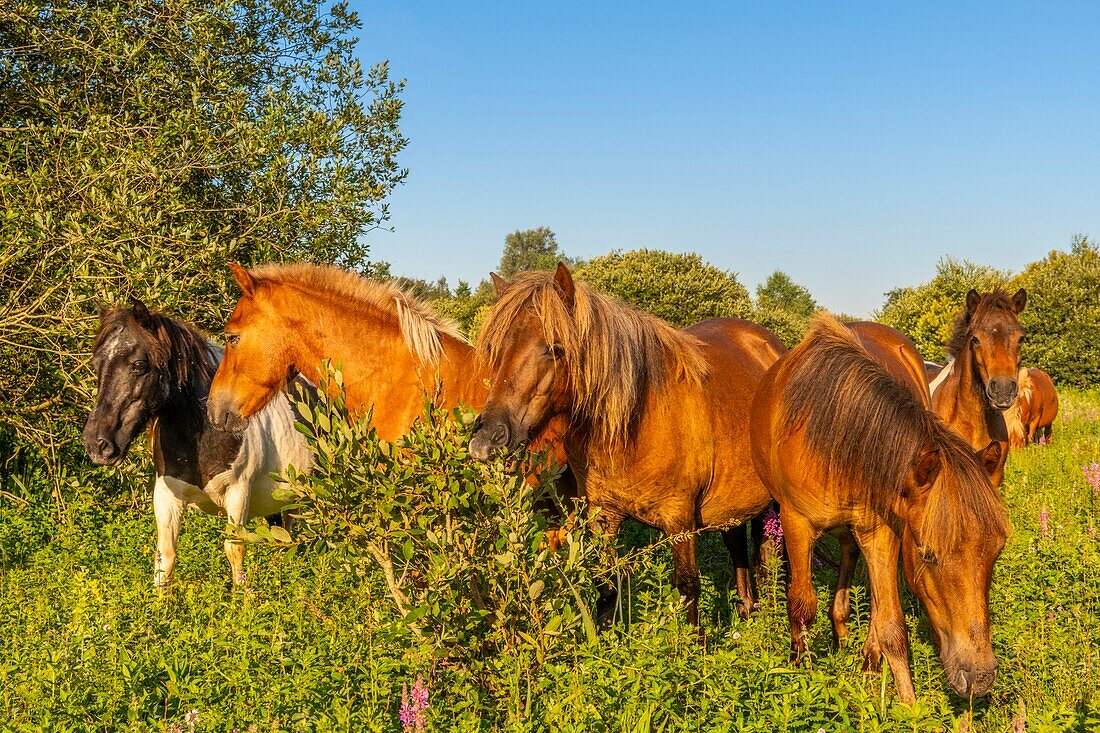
[271, 369, 608, 668]
[1011, 237, 1100, 388]
[0, 0, 405, 479]
[576, 249, 753, 327]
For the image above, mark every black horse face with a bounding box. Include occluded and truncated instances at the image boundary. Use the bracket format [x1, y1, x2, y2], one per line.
[83, 304, 168, 465]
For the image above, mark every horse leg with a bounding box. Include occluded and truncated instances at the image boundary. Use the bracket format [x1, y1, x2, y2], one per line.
[153, 476, 185, 591]
[829, 528, 859, 648]
[594, 510, 624, 627]
[223, 481, 252, 586]
[722, 524, 754, 621]
[782, 513, 819, 662]
[669, 531, 702, 628]
[854, 526, 916, 703]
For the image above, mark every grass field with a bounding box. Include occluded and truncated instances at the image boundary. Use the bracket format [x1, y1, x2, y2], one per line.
[1, 391, 1099, 732]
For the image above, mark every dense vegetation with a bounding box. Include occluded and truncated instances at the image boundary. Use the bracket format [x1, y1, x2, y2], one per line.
[2, 389, 1098, 731]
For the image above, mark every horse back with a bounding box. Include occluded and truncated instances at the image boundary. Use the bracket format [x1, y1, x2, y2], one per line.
[1029, 368, 1059, 428]
[846, 322, 931, 409]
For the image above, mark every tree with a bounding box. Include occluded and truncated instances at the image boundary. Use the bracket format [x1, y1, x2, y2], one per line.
[576, 249, 752, 327]
[875, 259, 1010, 362]
[0, 0, 407, 479]
[1010, 236, 1100, 387]
[497, 227, 578, 279]
[756, 271, 818, 318]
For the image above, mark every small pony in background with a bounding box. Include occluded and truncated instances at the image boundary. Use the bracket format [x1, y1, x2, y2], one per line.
[1005, 367, 1059, 448]
[83, 299, 312, 589]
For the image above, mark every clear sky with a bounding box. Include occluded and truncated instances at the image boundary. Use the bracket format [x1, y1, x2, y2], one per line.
[349, 1, 1099, 316]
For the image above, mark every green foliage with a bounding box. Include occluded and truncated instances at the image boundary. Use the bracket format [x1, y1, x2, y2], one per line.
[1011, 236, 1100, 388]
[876, 258, 1010, 362]
[577, 249, 753, 327]
[0, 0, 406, 475]
[756, 270, 818, 318]
[497, 227, 579, 279]
[276, 368, 607, 667]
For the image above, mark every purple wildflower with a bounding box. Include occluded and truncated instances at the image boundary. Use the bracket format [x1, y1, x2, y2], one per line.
[1039, 507, 1050, 538]
[1084, 462, 1100, 496]
[1088, 524, 1096, 541]
[1037, 434, 1049, 445]
[763, 506, 783, 546]
[400, 674, 429, 732]
[183, 710, 199, 729]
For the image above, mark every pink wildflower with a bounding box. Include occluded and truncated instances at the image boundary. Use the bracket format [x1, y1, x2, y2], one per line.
[1083, 462, 1100, 496]
[1039, 507, 1050, 538]
[400, 674, 430, 732]
[763, 506, 783, 546]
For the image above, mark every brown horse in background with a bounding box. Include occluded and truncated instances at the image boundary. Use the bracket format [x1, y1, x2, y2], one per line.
[1006, 368, 1059, 448]
[928, 288, 1027, 487]
[751, 314, 1007, 702]
[469, 264, 786, 625]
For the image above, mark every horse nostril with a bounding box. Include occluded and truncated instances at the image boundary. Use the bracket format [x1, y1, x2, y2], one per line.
[493, 423, 509, 445]
[96, 438, 112, 455]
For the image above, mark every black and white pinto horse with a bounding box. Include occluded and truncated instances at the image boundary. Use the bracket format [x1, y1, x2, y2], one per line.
[83, 299, 312, 589]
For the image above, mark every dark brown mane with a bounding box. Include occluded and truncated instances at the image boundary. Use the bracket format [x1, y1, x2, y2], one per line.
[783, 314, 1008, 554]
[945, 288, 1018, 359]
[94, 308, 219, 400]
[477, 270, 709, 447]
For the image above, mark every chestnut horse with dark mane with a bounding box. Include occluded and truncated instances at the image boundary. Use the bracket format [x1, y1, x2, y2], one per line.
[751, 314, 1007, 702]
[1005, 367, 1059, 448]
[927, 288, 1027, 487]
[469, 264, 787, 624]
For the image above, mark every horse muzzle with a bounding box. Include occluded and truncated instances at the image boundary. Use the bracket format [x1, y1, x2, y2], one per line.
[986, 377, 1018, 411]
[470, 418, 514, 462]
[947, 660, 997, 698]
[208, 398, 248, 433]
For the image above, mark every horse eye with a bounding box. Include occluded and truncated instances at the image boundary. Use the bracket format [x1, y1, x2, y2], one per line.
[130, 360, 148, 374]
[226, 334, 241, 347]
[547, 344, 564, 359]
[971, 336, 981, 346]
[918, 545, 937, 565]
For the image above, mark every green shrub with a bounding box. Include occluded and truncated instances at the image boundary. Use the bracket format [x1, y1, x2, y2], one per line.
[270, 368, 608, 668]
[576, 249, 753, 327]
[1011, 237, 1100, 388]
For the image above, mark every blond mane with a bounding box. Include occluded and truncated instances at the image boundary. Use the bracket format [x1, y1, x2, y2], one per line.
[1004, 367, 1032, 443]
[477, 270, 709, 447]
[248, 263, 466, 365]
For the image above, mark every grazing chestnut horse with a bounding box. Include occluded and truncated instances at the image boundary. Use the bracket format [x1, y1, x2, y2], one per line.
[1005, 367, 1059, 448]
[83, 300, 312, 588]
[751, 314, 1007, 702]
[469, 264, 786, 624]
[929, 288, 1027, 487]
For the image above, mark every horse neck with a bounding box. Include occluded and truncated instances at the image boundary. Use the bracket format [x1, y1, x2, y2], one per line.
[934, 350, 993, 446]
[435, 338, 488, 410]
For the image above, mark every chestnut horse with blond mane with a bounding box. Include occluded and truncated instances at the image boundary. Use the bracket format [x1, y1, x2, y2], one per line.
[207, 263, 487, 437]
[469, 264, 787, 625]
[1005, 367, 1059, 448]
[751, 314, 1007, 702]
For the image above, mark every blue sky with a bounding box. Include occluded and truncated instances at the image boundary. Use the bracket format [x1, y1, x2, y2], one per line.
[350, 1, 1099, 315]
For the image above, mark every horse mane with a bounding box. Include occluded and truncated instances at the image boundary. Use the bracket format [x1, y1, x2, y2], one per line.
[782, 313, 1008, 555]
[248, 263, 466, 365]
[945, 288, 1018, 359]
[477, 270, 709, 447]
[94, 308, 218, 400]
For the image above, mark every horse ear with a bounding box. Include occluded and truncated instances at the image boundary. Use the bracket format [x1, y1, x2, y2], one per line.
[1011, 288, 1027, 314]
[93, 299, 109, 321]
[489, 272, 509, 296]
[553, 262, 575, 307]
[911, 448, 942, 492]
[976, 440, 1002, 477]
[128, 296, 151, 325]
[228, 263, 256, 297]
[965, 289, 981, 314]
